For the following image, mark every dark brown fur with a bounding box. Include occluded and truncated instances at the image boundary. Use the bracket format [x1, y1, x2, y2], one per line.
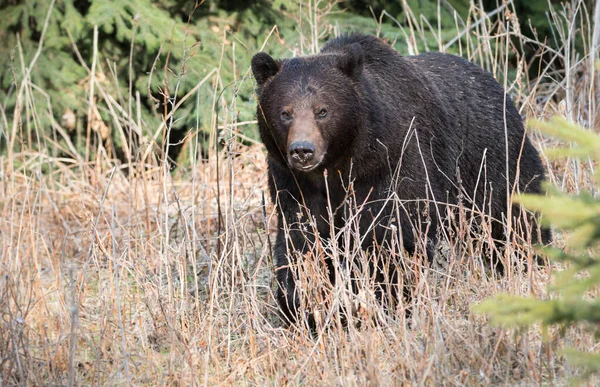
[252, 34, 550, 325]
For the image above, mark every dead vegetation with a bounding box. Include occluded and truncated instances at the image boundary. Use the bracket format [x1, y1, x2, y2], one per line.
[0, 0, 599, 385]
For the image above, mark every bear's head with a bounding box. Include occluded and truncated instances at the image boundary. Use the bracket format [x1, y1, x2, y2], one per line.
[251, 43, 364, 173]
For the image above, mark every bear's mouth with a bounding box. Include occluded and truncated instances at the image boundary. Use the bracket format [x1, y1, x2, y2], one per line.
[297, 163, 319, 172]
[288, 152, 325, 172]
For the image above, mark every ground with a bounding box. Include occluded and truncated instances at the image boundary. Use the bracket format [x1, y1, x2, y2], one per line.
[0, 140, 597, 385]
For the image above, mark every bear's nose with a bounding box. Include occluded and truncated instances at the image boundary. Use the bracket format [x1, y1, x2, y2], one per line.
[288, 141, 315, 164]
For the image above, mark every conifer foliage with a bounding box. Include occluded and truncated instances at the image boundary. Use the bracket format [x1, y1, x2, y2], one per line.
[476, 116, 600, 378]
[0, 0, 284, 164]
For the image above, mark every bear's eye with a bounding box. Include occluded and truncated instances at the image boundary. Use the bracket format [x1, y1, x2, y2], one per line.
[316, 108, 328, 118]
[280, 111, 292, 120]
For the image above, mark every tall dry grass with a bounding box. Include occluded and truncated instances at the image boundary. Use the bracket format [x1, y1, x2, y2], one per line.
[0, 0, 598, 385]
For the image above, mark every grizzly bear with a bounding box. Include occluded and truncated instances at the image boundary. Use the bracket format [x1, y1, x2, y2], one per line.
[251, 33, 549, 325]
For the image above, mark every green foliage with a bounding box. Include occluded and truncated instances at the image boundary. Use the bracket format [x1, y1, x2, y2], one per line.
[475, 116, 600, 379]
[87, 0, 184, 52]
[0, 0, 567, 164]
[1, 0, 87, 135]
[0, 0, 289, 161]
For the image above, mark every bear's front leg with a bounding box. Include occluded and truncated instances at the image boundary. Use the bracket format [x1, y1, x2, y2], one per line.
[272, 205, 323, 328]
[273, 227, 301, 324]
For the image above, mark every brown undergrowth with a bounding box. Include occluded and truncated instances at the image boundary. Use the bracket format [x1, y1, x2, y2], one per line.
[1, 0, 599, 385]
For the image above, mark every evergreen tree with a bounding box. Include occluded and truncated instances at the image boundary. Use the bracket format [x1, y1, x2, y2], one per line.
[476, 116, 600, 379]
[0, 0, 287, 164]
[0, 0, 567, 166]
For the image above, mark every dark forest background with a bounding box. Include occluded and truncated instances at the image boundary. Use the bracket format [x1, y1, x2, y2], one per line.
[0, 0, 579, 166]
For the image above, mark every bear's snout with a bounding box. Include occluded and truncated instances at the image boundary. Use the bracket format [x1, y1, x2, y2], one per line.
[286, 112, 325, 172]
[289, 141, 315, 164]
[288, 139, 322, 171]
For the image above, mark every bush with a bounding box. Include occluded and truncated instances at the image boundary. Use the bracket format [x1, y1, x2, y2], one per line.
[0, 0, 286, 164]
[476, 116, 600, 379]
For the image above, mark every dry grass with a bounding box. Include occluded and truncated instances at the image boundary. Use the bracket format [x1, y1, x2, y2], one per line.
[1, 0, 599, 385]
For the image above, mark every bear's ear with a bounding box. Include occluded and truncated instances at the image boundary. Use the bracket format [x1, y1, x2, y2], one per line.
[251, 52, 281, 86]
[336, 43, 364, 79]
